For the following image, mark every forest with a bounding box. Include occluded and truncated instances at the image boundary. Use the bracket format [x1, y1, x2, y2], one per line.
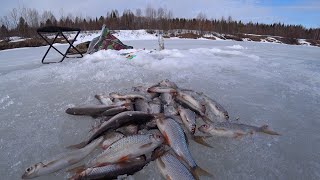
[1, 7, 319, 41]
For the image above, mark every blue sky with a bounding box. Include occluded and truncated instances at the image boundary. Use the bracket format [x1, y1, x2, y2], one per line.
[0, 0, 319, 28]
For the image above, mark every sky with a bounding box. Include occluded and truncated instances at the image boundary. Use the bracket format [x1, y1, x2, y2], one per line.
[0, 0, 319, 28]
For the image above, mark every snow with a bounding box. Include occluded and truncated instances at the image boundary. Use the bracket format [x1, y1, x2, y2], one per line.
[1, 39, 320, 180]
[226, 45, 247, 49]
[298, 39, 311, 46]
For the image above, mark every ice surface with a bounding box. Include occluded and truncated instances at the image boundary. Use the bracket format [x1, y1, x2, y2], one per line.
[0, 39, 320, 180]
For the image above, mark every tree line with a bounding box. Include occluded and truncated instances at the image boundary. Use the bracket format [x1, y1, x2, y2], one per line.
[1, 6, 319, 40]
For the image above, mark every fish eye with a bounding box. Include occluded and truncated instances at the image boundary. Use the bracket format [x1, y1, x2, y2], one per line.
[26, 167, 33, 172]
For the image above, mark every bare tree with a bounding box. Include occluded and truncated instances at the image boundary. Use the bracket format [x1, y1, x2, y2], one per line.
[196, 12, 207, 34]
[135, 8, 142, 17]
[10, 8, 19, 28]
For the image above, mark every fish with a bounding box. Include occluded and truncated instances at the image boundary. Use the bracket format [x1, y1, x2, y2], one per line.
[69, 147, 166, 180]
[88, 134, 164, 166]
[156, 151, 196, 180]
[101, 132, 125, 150]
[198, 122, 280, 138]
[116, 124, 139, 136]
[94, 94, 113, 105]
[159, 79, 179, 89]
[67, 111, 156, 149]
[134, 99, 150, 112]
[175, 91, 205, 116]
[160, 92, 174, 105]
[178, 106, 196, 134]
[156, 117, 212, 179]
[147, 86, 177, 93]
[109, 92, 148, 100]
[201, 93, 229, 120]
[65, 103, 129, 116]
[164, 104, 179, 116]
[132, 85, 159, 99]
[69, 156, 147, 180]
[21, 136, 104, 179]
[101, 106, 130, 116]
[149, 98, 162, 114]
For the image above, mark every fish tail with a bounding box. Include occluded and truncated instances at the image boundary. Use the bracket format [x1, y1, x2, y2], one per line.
[192, 135, 213, 148]
[259, 125, 280, 135]
[192, 165, 213, 180]
[66, 141, 87, 149]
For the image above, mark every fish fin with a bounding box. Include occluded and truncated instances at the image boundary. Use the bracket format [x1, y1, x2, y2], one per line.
[157, 156, 166, 169]
[233, 132, 244, 139]
[192, 135, 213, 148]
[154, 113, 165, 119]
[118, 155, 130, 162]
[140, 142, 153, 149]
[66, 141, 87, 149]
[162, 131, 171, 145]
[151, 146, 168, 160]
[259, 125, 280, 135]
[165, 175, 172, 180]
[192, 166, 213, 179]
[66, 165, 85, 174]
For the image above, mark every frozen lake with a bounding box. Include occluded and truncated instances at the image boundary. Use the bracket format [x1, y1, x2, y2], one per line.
[0, 39, 320, 180]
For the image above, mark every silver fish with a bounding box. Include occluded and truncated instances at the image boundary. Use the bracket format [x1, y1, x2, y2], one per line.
[116, 124, 139, 136]
[132, 85, 159, 99]
[175, 91, 205, 116]
[68, 111, 156, 149]
[147, 86, 177, 93]
[89, 134, 164, 166]
[70, 147, 166, 180]
[101, 132, 125, 150]
[159, 79, 179, 89]
[149, 98, 162, 114]
[160, 93, 174, 105]
[70, 156, 147, 180]
[156, 117, 211, 178]
[94, 94, 113, 105]
[201, 93, 229, 120]
[198, 122, 280, 138]
[134, 99, 150, 112]
[178, 106, 196, 134]
[65, 105, 115, 116]
[21, 137, 104, 179]
[109, 92, 147, 100]
[156, 151, 195, 180]
[101, 106, 130, 116]
[164, 105, 178, 116]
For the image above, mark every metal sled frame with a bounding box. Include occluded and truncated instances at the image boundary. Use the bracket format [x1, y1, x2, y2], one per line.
[37, 26, 84, 64]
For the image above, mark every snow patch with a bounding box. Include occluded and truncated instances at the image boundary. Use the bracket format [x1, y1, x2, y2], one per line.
[227, 45, 247, 49]
[298, 39, 311, 46]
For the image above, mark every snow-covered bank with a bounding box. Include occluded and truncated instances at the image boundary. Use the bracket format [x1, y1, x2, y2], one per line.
[2, 30, 319, 52]
[0, 39, 320, 180]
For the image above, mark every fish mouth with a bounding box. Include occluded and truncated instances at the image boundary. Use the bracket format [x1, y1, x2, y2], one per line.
[21, 173, 28, 179]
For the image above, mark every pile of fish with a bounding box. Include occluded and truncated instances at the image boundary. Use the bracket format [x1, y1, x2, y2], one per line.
[22, 79, 280, 179]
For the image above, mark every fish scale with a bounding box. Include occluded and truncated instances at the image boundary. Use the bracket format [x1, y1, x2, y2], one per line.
[156, 152, 195, 180]
[89, 134, 163, 166]
[71, 158, 147, 180]
[156, 118, 197, 168]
